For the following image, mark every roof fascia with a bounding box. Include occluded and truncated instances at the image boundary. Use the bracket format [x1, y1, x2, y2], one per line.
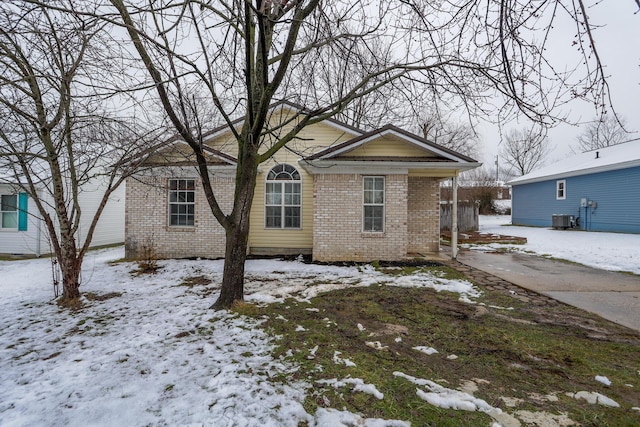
[201, 146, 237, 164]
[133, 164, 236, 177]
[312, 126, 475, 163]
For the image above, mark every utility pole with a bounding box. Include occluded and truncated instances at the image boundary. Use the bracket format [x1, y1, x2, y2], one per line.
[495, 155, 499, 182]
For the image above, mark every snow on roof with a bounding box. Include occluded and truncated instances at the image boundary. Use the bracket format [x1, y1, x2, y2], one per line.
[508, 139, 640, 185]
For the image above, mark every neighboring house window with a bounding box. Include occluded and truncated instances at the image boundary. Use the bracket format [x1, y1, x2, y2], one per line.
[556, 180, 566, 200]
[169, 179, 195, 226]
[363, 176, 385, 232]
[265, 164, 301, 229]
[1, 194, 18, 229]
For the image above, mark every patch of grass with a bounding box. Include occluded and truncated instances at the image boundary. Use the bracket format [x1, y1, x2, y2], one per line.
[230, 301, 260, 316]
[130, 264, 161, 276]
[426, 266, 468, 281]
[57, 297, 83, 311]
[43, 351, 62, 361]
[242, 282, 640, 426]
[85, 292, 122, 301]
[177, 275, 212, 287]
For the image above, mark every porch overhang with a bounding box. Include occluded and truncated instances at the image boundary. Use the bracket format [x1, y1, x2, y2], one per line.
[298, 159, 482, 178]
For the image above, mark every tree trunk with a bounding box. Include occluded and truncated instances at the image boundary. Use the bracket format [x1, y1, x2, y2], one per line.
[60, 253, 82, 301]
[57, 251, 82, 305]
[57, 230, 82, 302]
[211, 147, 258, 310]
[211, 222, 250, 309]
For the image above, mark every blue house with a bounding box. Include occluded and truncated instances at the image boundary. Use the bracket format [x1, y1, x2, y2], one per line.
[508, 139, 640, 233]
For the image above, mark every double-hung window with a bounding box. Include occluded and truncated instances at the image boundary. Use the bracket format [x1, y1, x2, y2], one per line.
[1, 194, 18, 229]
[169, 179, 195, 226]
[556, 180, 566, 200]
[265, 164, 301, 229]
[363, 176, 385, 232]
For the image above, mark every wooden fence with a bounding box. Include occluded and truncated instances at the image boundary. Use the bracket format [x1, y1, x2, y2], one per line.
[440, 201, 478, 232]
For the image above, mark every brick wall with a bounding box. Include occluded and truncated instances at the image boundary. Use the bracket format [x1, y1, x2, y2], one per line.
[125, 175, 233, 259]
[126, 172, 441, 261]
[312, 174, 408, 262]
[407, 176, 440, 253]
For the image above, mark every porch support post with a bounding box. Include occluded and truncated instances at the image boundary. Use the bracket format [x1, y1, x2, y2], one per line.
[451, 175, 458, 259]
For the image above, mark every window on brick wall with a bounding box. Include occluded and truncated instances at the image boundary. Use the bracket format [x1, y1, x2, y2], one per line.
[265, 164, 301, 228]
[363, 176, 385, 232]
[168, 179, 195, 226]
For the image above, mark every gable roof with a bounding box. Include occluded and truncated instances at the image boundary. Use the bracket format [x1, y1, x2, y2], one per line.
[305, 124, 477, 163]
[199, 100, 364, 143]
[133, 140, 237, 168]
[508, 139, 640, 186]
[135, 100, 365, 166]
[133, 101, 480, 174]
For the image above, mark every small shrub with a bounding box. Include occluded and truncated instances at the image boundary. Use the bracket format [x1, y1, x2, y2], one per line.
[135, 238, 160, 274]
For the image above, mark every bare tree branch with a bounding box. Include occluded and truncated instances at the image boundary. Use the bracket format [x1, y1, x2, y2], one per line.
[500, 126, 552, 176]
[0, 0, 154, 302]
[101, 0, 618, 309]
[574, 115, 637, 152]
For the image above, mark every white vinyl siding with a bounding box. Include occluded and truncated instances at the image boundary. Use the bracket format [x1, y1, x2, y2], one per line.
[1, 194, 18, 229]
[363, 176, 385, 232]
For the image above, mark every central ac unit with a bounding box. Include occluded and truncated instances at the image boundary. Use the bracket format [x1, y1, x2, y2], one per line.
[552, 214, 575, 229]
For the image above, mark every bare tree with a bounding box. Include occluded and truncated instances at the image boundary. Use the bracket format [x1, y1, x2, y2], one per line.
[0, 1, 151, 303]
[575, 115, 635, 152]
[301, 37, 413, 130]
[421, 116, 480, 159]
[500, 127, 551, 176]
[104, 0, 613, 309]
[458, 167, 500, 214]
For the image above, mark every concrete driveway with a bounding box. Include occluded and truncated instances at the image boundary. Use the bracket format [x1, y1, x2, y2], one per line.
[456, 249, 640, 332]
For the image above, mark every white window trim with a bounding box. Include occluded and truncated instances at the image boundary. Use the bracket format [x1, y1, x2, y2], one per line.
[556, 179, 566, 200]
[264, 164, 302, 229]
[168, 178, 196, 227]
[362, 176, 385, 233]
[1, 193, 18, 231]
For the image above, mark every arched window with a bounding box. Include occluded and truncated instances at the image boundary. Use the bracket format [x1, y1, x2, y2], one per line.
[265, 164, 301, 228]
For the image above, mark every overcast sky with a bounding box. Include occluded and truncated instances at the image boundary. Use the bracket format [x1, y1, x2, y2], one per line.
[485, 0, 640, 173]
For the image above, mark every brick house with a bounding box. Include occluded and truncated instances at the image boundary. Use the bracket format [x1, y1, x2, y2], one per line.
[125, 103, 481, 262]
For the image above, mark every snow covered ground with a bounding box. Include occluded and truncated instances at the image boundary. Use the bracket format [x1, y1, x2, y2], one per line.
[0, 249, 481, 427]
[2, 216, 637, 426]
[470, 215, 640, 274]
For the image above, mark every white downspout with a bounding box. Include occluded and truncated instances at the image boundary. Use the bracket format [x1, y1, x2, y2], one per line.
[451, 175, 458, 259]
